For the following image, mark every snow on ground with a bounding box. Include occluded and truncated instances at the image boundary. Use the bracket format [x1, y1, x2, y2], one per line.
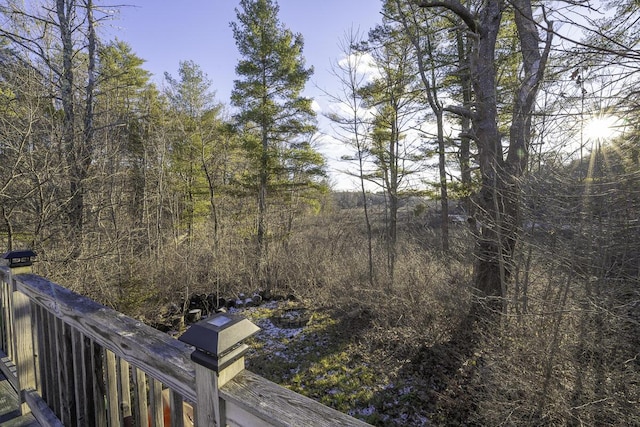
[226, 301, 433, 426]
[229, 301, 308, 364]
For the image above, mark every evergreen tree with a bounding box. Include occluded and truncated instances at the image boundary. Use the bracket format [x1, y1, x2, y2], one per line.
[164, 61, 221, 242]
[94, 40, 153, 251]
[385, 0, 455, 251]
[230, 0, 319, 285]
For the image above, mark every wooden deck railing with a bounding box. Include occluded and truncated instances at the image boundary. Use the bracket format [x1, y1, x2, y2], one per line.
[0, 253, 371, 427]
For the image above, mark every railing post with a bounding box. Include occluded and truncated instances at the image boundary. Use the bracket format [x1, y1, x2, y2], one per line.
[178, 312, 260, 427]
[3, 250, 37, 415]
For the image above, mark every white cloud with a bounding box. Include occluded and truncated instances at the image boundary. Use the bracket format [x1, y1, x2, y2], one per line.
[325, 99, 374, 122]
[337, 51, 380, 82]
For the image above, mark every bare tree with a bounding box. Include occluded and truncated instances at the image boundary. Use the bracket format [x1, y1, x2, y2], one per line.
[326, 29, 377, 286]
[0, 0, 112, 258]
[388, 0, 453, 252]
[366, 46, 424, 284]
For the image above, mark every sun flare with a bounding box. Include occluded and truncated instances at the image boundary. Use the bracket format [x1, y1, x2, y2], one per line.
[584, 115, 623, 142]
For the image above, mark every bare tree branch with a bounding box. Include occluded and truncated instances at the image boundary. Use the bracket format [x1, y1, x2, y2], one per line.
[444, 104, 476, 120]
[417, 0, 477, 33]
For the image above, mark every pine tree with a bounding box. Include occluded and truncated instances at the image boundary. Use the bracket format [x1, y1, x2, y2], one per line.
[230, 0, 319, 285]
[164, 61, 221, 242]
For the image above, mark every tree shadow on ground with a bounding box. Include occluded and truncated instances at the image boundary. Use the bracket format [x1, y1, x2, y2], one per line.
[364, 312, 486, 426]
[244, 302, 491, 426]
[244, 305, 376, 395]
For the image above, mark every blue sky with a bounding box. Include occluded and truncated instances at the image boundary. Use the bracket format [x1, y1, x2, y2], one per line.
[110, 0, 383, 105]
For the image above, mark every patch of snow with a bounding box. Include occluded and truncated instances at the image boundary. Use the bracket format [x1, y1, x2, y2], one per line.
[398, 385, 413, 396]
[233, 302, 309, 364]
[360, 406, 376, 416]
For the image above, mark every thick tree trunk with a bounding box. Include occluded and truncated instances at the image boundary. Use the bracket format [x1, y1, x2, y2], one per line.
[456, 28, 474, 225]
[58, 0, 98, 259]
[420, 0, 551, 315]
[470, 0, 505, 306]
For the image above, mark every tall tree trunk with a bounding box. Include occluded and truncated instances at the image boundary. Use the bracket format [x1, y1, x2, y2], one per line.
[57, 0, 82, 257]
[257, 126, 269, 285]
[387, 110, 399, 287]
[456, 28, 474, 224]
[393, 0, 449, 251]
[81, 0, 96, 252]
[436, 110, 449, 252]
[360, 167, 375, 288]
[472, 0, 505, 308]
[420, 0, 552, 315]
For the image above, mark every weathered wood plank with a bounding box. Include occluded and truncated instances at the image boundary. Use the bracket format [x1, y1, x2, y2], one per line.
[57, 318, 77, 424]
[13, 273, 196, 401]
[90, 340, 107, 427]
[23, 388, 63, 427]
[221, 371, 372, 427]
[11, 288, 36, 415]
[119, 357, 132, 424]
[36, 307, 54, 410]
[104, 349, 120, 426]
[149, 378, 163, 427]
[0, 350, 18, 391]
[31, 304, 42, 396]
[0, 277, 8, 360]
[2, 279, 15, 362]
[169, 389, 185, 427]
[53, 318, 64, 422]
[71, 328, 87, 427]
[132, 366, 148, 427]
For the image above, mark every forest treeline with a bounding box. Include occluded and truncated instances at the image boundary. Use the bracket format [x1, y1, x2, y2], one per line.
[1, 0, 639, 425]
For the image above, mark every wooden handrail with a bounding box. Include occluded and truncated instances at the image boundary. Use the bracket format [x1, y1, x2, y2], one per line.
[12, 272, 196, 401]
[0, 263, 371, 427]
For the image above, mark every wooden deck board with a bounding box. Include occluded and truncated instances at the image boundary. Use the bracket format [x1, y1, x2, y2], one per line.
[0, 372, 39, 427]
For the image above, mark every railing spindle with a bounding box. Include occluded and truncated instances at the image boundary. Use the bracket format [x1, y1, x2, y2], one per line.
[131, 366, 149, 427]
[149, 377, 164, 427]
[38, 307, 55, 412]
[104, 349, 120, 425]
[118, 358, 132, 424]
[91, 339, 107, 427]
[70, 328, 88, 427]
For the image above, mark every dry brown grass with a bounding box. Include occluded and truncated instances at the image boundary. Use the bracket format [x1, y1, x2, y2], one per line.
[32, 200, 640, 425]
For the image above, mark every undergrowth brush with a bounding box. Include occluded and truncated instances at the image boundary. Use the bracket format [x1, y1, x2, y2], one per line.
[36, 206, 640, 425]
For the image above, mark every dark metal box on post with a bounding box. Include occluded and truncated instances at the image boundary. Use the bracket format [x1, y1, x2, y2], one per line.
[179, 312, 260, 426]
[1, 250, 36, 269]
